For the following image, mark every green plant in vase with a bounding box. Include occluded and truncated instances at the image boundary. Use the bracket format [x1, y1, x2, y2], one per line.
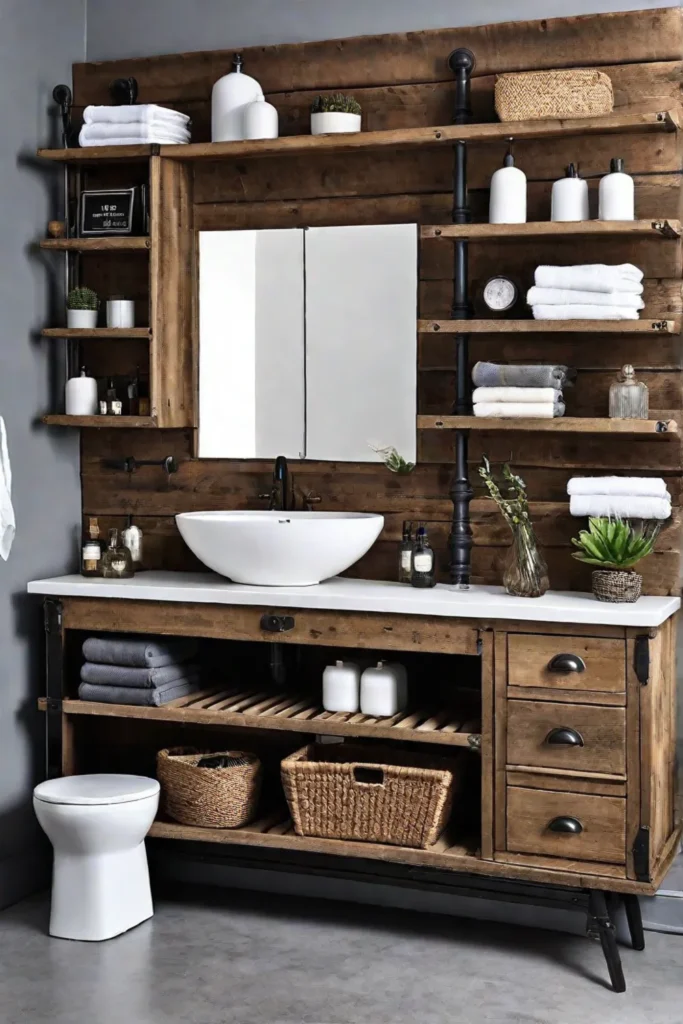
[479, 456, 549, 598]
[310, 93, 362, 135]
[66, 287, 100, 329]
[571, 517, 660, 603]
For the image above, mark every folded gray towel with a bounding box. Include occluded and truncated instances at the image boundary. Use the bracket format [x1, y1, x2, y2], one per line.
[79, 679, 200, 706]
[80, 662, 199, 689]
[472, 362, 575, 390]
[82, 636, 198, 668]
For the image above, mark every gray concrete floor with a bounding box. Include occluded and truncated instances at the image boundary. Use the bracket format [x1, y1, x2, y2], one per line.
[0, 888, 681, 1024]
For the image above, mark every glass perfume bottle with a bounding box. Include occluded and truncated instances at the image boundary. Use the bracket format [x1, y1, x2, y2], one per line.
[411, 524, 436, 589]
[101, 528, 134, 579]
[399, 521, 413, 584]
[100, 378, 123, 416]
[122, 515, 144, 571]
[609, 364, 648, 420]
[81, 516, 103, 577]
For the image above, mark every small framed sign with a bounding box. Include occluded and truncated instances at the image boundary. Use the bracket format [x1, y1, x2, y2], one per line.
[79, 188, 138, 236]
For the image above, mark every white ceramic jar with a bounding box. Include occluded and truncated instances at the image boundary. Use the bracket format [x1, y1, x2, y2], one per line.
[244, 97, 279, 140]
[599, 157, 634, 221]
[212, 54, 264, 142]
[360, 661, 405, 718]
[489, 151, 527, 224]
[311, 111, 361, 136]
[322, 660, 360, 713]
[551, 163, 589, 222]
[106, 299, 135, 329]
[65, 368, 98, 416]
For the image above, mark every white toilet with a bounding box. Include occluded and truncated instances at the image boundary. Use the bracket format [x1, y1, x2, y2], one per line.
[33, 774, 160, 942]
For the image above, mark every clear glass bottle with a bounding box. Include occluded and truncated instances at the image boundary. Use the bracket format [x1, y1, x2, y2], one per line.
[122, 515, 143, 571]
[399, 521, 413, 584]
[410, 524, 436, 589]
[100, 528, 134, 578]
[609, 364, 648, 420]
[81, 516, 103, 577]
[100, 378, 123, 416]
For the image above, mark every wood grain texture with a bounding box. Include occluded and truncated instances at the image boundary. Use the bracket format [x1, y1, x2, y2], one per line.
[507, 635, 626, 693]
[418, 416, 680, 435]
[419, 320, 677, 334]
[39, 237, 151, 250]
[41, 328, 151, 339]
[507, 770, 627, 797]
[480, 631, 494, 861]
[506, 700, 626, 775]
[421, 220, 682, 240]
[506, 786, 626, 863]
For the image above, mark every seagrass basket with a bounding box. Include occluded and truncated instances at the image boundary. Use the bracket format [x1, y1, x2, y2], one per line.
[495, 69, 613, 122]
[157, 747, 262, 828]
[281, 743, 459, 849]
[592, 570, 642, 604]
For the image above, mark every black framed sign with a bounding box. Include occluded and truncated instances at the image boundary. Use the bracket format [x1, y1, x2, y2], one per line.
[79, 188, 138, 236]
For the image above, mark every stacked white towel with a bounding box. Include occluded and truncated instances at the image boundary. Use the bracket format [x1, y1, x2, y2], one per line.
[79, 104, 191, 147]
[527, 264, 644, 321]
[567, 476, 671, 520]
[472, 386, 565, 419]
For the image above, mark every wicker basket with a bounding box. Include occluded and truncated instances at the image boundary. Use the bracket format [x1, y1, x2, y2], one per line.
[592, 570, 642, 604]
[281, 743, 459, 849]
[495, 69, 613, 122]
[157, 747, 262, 828]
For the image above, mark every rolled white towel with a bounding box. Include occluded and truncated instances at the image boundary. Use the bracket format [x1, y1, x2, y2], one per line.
[472, 387, 560, 404]
[535, 264, 643, 294]
[568, 477, 670, 499]
[570, 495, 671, 520]
[527, 286, 644, 309]
[474, 402, 563, 418]
[84, 104, 190, 127]
[532, 304, 639, 321]
[81, 122, 190, 144]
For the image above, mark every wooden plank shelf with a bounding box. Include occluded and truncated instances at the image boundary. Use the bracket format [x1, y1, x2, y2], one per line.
[418, 416, 679, 436]
[41, 328, 151, 339]
[42, 415, 157, 428]
[40, 237, 151, 251]
[44, 688, 481, 748]
[421, 221, 682, 240]
[37, 144, 154, 163]
[419, 319, 676, 334]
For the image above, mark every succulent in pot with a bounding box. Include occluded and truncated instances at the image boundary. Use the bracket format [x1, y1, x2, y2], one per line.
[67, 286, 100, 329]
[310, 93, 362, 135]
[571, 517, 661, 603]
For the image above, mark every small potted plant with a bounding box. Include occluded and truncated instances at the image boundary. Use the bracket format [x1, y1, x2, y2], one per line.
[310, 93, 362, 135]
[67, 287, 99, 329]
[571, 517, 661, 603]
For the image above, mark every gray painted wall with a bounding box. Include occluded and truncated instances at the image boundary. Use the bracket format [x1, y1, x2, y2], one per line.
[86, 0, 679, 61]
[0, 0, 84, 906]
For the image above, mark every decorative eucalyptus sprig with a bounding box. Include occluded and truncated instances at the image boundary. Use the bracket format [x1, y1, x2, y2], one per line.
[67, 286, 99, 311]
[370, 444, 415, 474]
[479, 455, 532, 528]
[311, 93, 362, 115]
[571, 517, 660, 570]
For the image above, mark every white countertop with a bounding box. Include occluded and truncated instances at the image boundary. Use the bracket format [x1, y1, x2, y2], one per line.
[26, 572, 680, 627]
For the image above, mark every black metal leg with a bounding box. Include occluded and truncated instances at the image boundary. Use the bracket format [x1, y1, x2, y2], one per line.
[588, 890, 626, 993]
[44, 598, 64, 780]
[623, 894, 646, 951]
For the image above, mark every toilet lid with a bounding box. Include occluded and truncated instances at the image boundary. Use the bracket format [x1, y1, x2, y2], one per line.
[34, 774, 160, 806]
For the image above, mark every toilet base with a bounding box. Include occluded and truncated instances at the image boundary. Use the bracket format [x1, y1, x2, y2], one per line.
[50, 841, 154, 941]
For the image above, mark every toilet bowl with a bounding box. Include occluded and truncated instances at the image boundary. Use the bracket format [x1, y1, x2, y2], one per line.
[34, 774, 160, 942]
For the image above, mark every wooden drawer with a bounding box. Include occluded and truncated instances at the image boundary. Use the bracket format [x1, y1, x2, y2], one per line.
[507, 634, 625, 693]
[507, 700, 625, 776]
[507, 786, 626, 864]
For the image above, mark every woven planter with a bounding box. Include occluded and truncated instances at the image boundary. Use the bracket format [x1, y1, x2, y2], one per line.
[281, 744, 459, 849]
[592, 570, 642, 604]
[157, 747, 262, 828]
[495, 69, 613, 122]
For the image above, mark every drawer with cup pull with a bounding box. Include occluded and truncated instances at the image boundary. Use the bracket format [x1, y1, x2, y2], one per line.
[506, 786, 626, 864]
[507, 634, 626, 694]
[507, 700, 625, 775]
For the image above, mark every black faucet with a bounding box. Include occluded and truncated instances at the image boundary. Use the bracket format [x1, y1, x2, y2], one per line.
[269, 456, 289, 511]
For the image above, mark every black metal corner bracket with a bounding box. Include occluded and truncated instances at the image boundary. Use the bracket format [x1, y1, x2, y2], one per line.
[632, 826, 651, 882]
[634, 635, 650, 685]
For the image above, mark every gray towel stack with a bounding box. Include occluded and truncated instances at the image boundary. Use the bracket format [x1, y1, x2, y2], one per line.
[79, 636, 201, 707]
[472, 362, 575, 390]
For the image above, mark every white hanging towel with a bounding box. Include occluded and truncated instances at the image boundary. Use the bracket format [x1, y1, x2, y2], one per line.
[0, 417, 15, 560]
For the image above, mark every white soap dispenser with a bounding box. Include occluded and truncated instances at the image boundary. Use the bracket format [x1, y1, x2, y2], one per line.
[211, 53, 264, 142]
[551, 163, 589, 222]
[599, 157, 635, 221]
[360, 662, 402, 718]
[322, 660, 360, 713]
[244, 96, 279, 140]
[489, 146, 527, 224]
[65, 366, 98, 416]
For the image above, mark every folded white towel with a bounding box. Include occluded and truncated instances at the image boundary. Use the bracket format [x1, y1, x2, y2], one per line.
[527, 286, 644, 309]
[568, 477, 670, 499]
[535, 264, 644, 294]
[0, 417, 15, 561]
[532, 304, 640, 321]
[79, 127, 190, 148]
[473, 402, 563, 418]
[472, 387, 560, 404]
[83, 104, 190, 127]
[570, 495, 671, 520]
[81, 122, 190, 144]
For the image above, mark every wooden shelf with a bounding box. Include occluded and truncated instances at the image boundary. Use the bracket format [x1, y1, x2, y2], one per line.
[42, 415, 156, 428]
[45, 689, 481, 749]
[40, 237, 151, 252]
[37, 144, 154, 163]
[41, 328, 151, 339]
[421, 220, 682, 241]
[418, 415, 679, 436]
[419, 319, 676, 334]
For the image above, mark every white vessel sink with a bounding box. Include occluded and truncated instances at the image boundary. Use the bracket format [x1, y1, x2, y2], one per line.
[176, 510, 384, 586]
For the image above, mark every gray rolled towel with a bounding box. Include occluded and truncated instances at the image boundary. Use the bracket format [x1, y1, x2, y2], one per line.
[80, 662, 200, 689]
[82, 636, 198, 668]
[472, 362, 576, 390]
[79, 678, 200, 707]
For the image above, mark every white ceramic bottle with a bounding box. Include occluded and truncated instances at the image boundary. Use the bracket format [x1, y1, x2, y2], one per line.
[551, 163, 589, 222]
[65, 366, 98, 416]
[599, 158, 635, 221]
[360, 662, 404, 718]
[211, 54, 264, 142]
[322, 660, 360, 713]
[244, 96, 279, 140]
[489, 150, 527, 224]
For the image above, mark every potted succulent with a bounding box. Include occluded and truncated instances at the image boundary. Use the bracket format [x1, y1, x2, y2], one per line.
[310, 93, 362, 135]
[571, 517, 661, 603]
[67, 287, 99, 329]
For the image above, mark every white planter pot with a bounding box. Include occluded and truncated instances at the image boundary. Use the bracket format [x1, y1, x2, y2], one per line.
[106, 299, 135, 329]
[67, 309, 98, 330]
[311, 112, 361, 136]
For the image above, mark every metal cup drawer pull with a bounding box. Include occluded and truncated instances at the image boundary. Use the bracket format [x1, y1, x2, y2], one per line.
[547, 816, 583, 835]
[547, 653, 586, 674]
[545, 726, 584, 747]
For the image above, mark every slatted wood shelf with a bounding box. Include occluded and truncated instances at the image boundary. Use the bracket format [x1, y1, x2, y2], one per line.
[421, 220, 682, 240]
[41, 328, 151, 339]
[418, 415, 679, 436]
[42, 415, 157, 428]
[39, 237, 151, 251]
[419, 319, 676, 334]
[42, 688, 481, 748]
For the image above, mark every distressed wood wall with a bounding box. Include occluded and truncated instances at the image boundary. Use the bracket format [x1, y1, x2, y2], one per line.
[73, 7, 683, 593]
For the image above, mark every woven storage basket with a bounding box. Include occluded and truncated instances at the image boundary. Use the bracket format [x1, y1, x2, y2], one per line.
[157, 747, 262, 828]
[592, 570, 642, 604]
[281, 743, 459, 849]
[495, 69, 613, 122]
